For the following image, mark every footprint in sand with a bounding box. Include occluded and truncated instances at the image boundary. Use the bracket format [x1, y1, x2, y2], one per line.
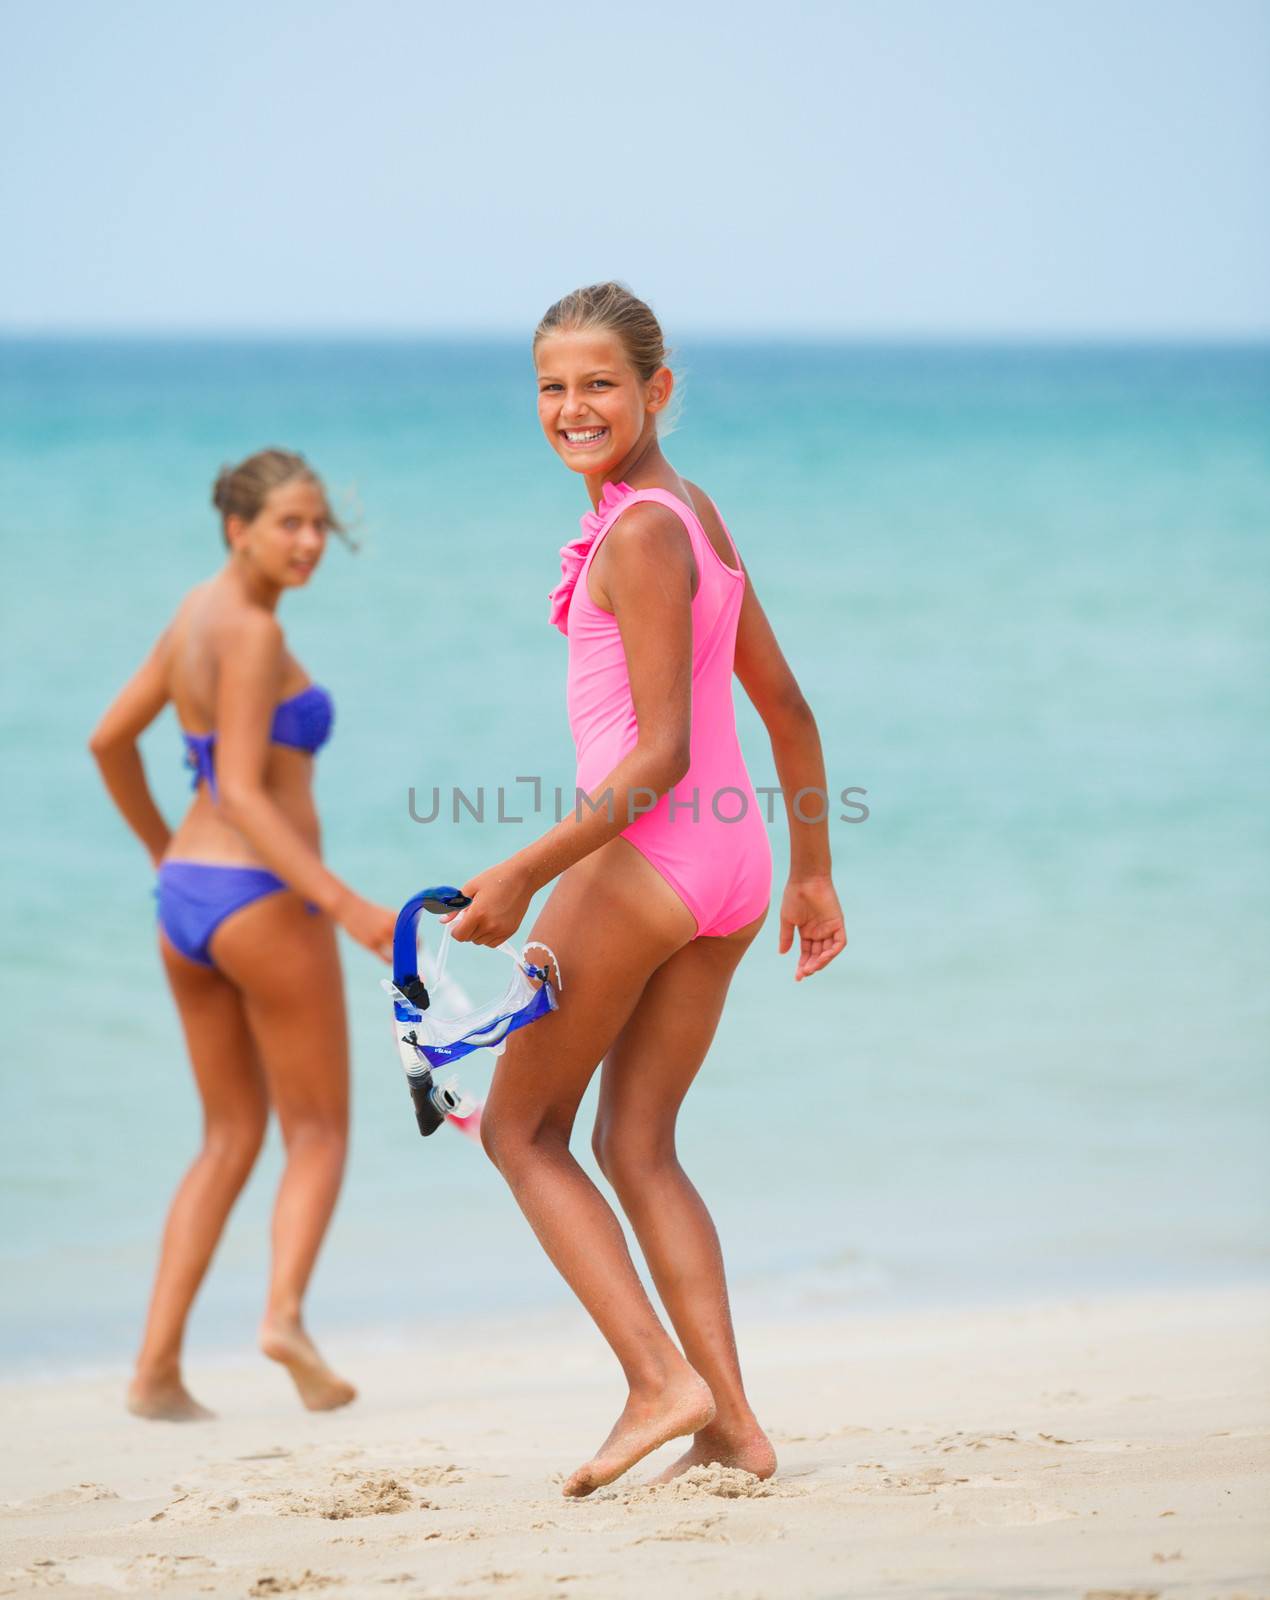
[930, 1429, 1023, 1454]
[319, 1463, 465, 1495]
[615, 1465, 781, 1505]
[292, 1473, 416, 1520]
[5, 1558, 71, 1589]
[9, 1554, 210, 1594]
[249, 1573, 343, 1595]
[147, 1471, 431, 1525]
[872, 1467, 972, 1495]
[390, 1464, 466, 1489]
[4, 1483, 120, 1514]
[147, 1489, 244, 1523]
[772, 1423, 874, 1443]
[962, 1500, 1078, 1527]
[633, 1514, 728, 1544]
[127, 1552, 219, 1580]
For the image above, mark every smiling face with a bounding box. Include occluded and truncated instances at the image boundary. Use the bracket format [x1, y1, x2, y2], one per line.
[226, 478, 330, 589]
[535, 329, 672, 478]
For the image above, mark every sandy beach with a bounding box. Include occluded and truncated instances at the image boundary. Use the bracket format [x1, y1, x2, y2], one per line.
[1, 1286, 1266, 1599]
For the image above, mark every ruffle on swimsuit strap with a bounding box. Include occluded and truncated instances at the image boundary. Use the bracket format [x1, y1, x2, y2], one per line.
[547, 479, 635, 635]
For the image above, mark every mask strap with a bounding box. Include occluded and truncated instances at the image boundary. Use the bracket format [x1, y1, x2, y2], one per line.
[521, 940, 563, 991]
[432, 921, 452, 990]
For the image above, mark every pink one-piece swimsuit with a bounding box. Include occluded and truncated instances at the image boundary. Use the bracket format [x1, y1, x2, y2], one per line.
[548, 480, 772, 939]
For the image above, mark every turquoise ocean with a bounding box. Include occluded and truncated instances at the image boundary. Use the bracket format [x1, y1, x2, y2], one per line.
[2, 339, 1267, 1373]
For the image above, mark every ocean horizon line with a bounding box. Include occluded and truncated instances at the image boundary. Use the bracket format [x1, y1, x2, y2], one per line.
[3, 327, 1269, 350]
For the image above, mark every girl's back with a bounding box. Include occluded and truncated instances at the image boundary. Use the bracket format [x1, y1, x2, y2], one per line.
[163, 578, 323, 865]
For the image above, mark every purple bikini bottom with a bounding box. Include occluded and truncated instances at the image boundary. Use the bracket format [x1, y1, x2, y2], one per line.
[156, 861, 314, 968]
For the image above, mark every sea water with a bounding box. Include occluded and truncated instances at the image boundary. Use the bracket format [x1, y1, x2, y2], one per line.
[1, 338, 1267, 1371]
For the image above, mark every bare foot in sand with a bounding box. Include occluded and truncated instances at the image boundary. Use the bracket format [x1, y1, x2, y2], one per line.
[563, 1372, 715, 1498]
[259, 1317, 356, 1412]
[127, 1371, 214, 1422]
[650, 1419, 777, 1484]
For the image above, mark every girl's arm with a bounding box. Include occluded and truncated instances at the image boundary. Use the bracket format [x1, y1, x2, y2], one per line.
[210, 610, 395, 958]
[732, 560, 846, 979]
[89, 630, 176, 867]
[449, 503, 696, 945]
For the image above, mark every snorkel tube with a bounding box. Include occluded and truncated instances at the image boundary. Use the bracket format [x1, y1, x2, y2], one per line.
[392, 885, 471, 1011]
[386, 885, 561, 1139]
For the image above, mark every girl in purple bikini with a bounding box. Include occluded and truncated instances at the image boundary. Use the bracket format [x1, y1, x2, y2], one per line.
[90, 448, 395, 1420]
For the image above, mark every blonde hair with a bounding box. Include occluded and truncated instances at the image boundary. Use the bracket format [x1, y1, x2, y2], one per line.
[533, 281, 669, 381]
[211, 448, 346, 544]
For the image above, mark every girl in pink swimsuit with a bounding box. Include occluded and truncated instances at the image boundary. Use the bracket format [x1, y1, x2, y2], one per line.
[446, 283, 846, 1496]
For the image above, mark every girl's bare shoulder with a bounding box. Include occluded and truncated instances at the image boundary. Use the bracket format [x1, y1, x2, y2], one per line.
[176, 579, 283, 650]
[166, 581, 284, 716]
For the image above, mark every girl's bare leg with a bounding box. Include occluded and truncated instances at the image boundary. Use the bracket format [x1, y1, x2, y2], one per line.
[480, 839, 715, 1496]
[214, 895, 355, 1411]
[593, 907, 777, 1482]
[129, 937, 268, 1420]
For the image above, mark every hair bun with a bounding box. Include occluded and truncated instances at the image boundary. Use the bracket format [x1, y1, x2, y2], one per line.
[211, 466, 235, 515]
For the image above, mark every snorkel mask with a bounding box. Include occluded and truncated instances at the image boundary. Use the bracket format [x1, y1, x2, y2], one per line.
[382, 885, 561, 1137]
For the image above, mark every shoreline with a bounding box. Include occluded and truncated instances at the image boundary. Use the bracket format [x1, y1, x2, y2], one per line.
[7, 1266, 1269, 1388]
[2, 1285, 1267, 1598]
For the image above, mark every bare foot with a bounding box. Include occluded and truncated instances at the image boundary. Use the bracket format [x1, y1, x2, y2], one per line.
[259, 1318, 356, 1412]
[563, 1373, 715, 1498]
[650, 1419, 777, 1484]
[127, 1373, 214, 1422]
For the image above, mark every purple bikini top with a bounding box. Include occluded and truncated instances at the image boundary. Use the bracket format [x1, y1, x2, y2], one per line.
[182, 683, 334, 799]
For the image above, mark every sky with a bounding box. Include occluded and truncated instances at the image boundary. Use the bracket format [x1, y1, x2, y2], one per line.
[1, 0, 1267, 336]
